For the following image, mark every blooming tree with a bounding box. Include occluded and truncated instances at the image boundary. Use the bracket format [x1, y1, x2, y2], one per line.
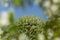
[0, 0, 60, 40]
[1, 16, 44, 40]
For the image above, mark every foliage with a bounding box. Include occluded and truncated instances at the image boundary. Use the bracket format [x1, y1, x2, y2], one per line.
[44, 15, 60, 40]
[8, 12, 14, 24]
[1, 16, 44, 40]
[11, 0, 32, 8]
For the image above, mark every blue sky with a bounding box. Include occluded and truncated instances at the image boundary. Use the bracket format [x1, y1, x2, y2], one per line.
[0, 1, 47, 21]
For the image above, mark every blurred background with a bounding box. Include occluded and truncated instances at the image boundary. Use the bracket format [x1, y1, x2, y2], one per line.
[0, 0, 60, 40]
